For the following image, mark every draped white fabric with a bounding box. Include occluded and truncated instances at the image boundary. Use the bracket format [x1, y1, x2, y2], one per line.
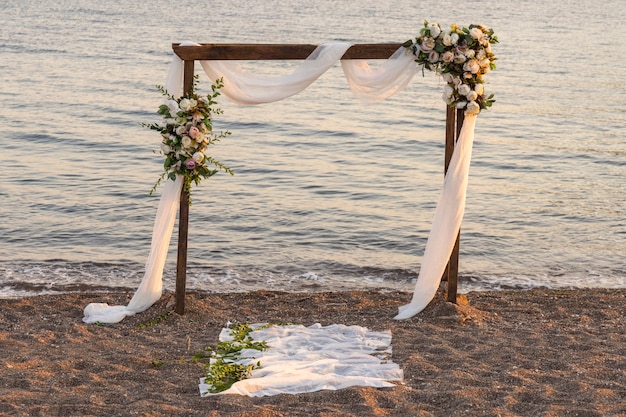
[199, 323, 403, 397]
[341, 46, 418, 102]
[83, 177, 183, 323]
[83, 41, 477, 323]
[394, 116, 475, 319]
[197, 42, 352, 105]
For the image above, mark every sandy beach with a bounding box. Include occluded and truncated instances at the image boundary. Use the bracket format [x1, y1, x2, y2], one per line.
[0, 287, 624, 416]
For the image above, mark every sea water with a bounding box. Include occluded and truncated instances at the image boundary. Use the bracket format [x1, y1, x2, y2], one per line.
[0, 0, 624, 297]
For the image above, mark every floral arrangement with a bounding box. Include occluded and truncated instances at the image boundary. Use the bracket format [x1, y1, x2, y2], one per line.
[404, 21, 498, 116]
[144, 76, 233, 201]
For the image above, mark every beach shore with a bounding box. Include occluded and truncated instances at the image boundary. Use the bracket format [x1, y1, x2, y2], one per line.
[0, 288, 624, 416]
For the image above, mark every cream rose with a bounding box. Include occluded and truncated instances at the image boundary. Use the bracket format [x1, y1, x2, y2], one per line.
[470, 27, 484, 41]
[450, 33, 459, 45]
[464, 59, 481, 74]
[465, 101, 481, 116]
[179, 98, 192, 112]
[429, 24, 441, 38]
[181, 136, 193, 149]
[441, 51, 454, 63]
[192, 151, 204, 164]
[457, 84, 471, 97]
[466, 91, 478, 101]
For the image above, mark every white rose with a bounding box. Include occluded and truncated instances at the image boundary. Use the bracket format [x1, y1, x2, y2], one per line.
[476, 49, 486, 60]
[470, 27, 484, 41]
[181, 136, 193, 149]
[167, 100, 180, 115]
[429, 24, 441, 38]
[457, 84, 471, 96]
[188, 98, 198, 110]
[160, 143, 172, 154]
[441, 51, 454, 63]
[442, 73, 453, 83]
[466, 91, 478, 101]
[450, 33, 459, 45]
[175, 125, 187, 136]
[442, 34, 452, 46]
[420, 37, 436, 52]
[192, 151, 204, 164]
[456, 101, 468, 109]
[480, 58, 491, 69]
[465, 101, 481, 116]
[474, 84, 484, 95]
[442, 91, 452, 104]
[465, 49, 476, 59]
[179, 98, 191, 112]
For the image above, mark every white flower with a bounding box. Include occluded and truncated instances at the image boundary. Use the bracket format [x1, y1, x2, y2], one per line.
[167, 100, 180, 115]
[456, 101, 468, 109]
[442, 84, 455, 104]
[474, 84, 484, 95]
[476, 49, 486, 60]
[179, 98, 191, 112]
[420, 37, 436, 52]
[480, 58, 491, 69]
[192, 151, 205, 164]
[465, 101, 481, 116]
[160, 143, 172, 154]
[470, 27, 484, 41]
[457, 84, 471, 96]
[181, 136, 193, 149]
[428, 51, 440, 63]
[429, 24, 441, 38]
[453, 53, 467, 64]
[465, 49, 476, 59]
[464, 59, 481, 74]
[175, 125, 187, 136]
[442, 73, 454, 84]
[441, 51, 454, 63]
[466, 90, 478, 101]
[450, 33, 459, 45]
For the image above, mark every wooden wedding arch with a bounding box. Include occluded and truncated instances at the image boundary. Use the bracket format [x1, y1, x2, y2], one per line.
[171, 43, 465, 314]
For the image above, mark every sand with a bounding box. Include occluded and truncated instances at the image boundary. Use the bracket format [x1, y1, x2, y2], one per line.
[0, 287, 624, 416]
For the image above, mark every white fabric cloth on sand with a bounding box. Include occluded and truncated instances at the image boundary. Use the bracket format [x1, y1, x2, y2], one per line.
[199, 323, 403, 397]
[84, 41, 477, 323]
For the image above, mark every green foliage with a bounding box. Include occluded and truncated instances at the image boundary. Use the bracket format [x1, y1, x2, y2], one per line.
[143, 75, 233, 203]
[196, 323, 270, 394]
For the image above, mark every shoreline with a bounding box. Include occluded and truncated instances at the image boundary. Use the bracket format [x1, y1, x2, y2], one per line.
[1, 288, 625, 416]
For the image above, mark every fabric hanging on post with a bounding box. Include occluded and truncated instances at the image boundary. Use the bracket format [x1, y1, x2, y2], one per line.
[394, 116, 475, 319]
[83, 176, 183, 324]
[83, 41, 477, 323]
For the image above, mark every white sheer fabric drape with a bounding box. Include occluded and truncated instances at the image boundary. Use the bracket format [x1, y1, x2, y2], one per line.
[84, 41, 476, 323]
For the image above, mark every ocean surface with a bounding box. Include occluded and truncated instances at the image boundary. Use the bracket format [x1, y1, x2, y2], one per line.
[1, 0, 625, 298]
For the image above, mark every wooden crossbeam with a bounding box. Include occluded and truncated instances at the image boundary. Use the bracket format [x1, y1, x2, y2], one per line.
[171, 43, 460, 314]
[172, 43, 404, 61]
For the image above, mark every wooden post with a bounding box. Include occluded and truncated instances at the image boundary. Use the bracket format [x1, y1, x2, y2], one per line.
[442, 107, 464, 303]
[175, 60, 195, 315]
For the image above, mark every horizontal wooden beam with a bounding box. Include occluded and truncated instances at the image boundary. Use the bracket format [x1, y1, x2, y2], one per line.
[172, 43, 404, 61]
